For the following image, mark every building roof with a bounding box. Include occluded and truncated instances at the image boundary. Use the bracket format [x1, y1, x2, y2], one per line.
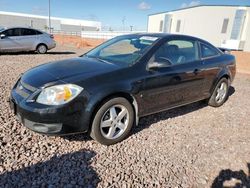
[149, 5, 250, 16]
[0, 11, 101, 27]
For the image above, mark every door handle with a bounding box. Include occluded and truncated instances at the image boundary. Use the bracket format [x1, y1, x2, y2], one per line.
[193, 69, 201, 75]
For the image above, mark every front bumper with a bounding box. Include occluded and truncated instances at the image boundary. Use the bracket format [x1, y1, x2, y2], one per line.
[10, 80, 90, 135]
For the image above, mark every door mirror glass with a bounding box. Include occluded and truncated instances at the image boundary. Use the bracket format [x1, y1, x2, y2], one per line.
[148, 59, 172, 70]
[0, 34, 6, 39]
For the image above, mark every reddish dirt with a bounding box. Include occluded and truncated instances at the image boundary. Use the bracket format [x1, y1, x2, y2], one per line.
[1, 45, 250, 187]
[54, 35, 250, 74]
[231, 51, 250, 75]
[54, 35, 104, 49]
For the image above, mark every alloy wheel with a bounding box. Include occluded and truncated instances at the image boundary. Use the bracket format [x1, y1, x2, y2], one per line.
[100, 105, 129, 140]
[215, 82, 227, 103]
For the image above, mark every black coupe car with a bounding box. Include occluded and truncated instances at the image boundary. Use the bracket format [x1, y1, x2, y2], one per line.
[10, 33, 236, 145]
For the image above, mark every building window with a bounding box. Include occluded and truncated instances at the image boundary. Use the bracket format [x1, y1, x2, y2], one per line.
[163, 14, 172, 33]
[231, 9, 247, 40]
[221, 19, 229, 34]
[159, 20, 163, 32]
[176, 20, 181, 32]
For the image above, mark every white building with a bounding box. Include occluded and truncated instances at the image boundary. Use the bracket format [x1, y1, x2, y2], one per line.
[0, 11, 101, 33]
[148, 5, 250, 52]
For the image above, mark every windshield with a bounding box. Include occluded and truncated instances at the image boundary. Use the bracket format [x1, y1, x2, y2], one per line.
[0, 28, 5, 32]
[85, 35, 159, 66]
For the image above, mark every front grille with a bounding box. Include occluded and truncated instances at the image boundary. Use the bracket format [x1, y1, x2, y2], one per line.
[20, 80, 37, 92]
[16, 80, 37, 99]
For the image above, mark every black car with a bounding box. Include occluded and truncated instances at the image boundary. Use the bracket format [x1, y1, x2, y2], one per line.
[10, 33, 236, 145]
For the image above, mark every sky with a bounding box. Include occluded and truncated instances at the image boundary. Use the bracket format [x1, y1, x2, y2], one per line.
[0, 0, 249, 31]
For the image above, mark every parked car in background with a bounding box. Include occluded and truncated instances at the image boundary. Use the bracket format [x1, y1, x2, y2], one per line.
[0, 27, 56, 54]
[10, 33, 236, 145]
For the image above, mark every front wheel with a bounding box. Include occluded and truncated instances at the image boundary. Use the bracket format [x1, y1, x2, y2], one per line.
[208, 78, 229, 107]
[90, 97, 134, 145]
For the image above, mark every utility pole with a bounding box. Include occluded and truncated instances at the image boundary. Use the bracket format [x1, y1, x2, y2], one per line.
[122, 16, 126, 31]
[48, 0, 51, 33]
[130, 26, 133, 31]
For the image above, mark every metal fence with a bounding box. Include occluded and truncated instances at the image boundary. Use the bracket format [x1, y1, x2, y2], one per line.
[81, 31, 146, 40]
[50, 30, 147, 40]
[51, 30, 82, 36]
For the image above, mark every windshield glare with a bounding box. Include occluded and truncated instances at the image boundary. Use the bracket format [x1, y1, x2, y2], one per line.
[85, 35, 159, 66]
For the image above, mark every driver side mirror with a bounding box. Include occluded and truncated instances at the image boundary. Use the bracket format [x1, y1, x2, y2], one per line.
[147, 60, 172, 70]
[0, 34, 6, 39]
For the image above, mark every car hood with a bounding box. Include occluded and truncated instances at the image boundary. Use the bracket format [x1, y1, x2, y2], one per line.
[21, 57, 120, 88]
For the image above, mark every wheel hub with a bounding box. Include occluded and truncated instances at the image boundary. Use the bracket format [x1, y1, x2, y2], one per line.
[100, 105, 129, 140]
[215, 82, 227, 103]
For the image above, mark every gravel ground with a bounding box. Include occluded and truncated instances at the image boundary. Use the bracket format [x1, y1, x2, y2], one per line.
[0, 46, 250, 188]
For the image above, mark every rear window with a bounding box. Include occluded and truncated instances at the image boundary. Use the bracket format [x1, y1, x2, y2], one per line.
[36, 30, 43, 35]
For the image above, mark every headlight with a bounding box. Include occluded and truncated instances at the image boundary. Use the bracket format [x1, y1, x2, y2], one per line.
[36, 84, 83, 105]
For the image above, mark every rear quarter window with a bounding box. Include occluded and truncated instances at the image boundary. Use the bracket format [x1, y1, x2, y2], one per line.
[35, 30, 43, 35]
[200, 43, 220, 58]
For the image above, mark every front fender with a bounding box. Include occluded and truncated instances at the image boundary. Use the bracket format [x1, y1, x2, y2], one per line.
[81, 82, 139, 131]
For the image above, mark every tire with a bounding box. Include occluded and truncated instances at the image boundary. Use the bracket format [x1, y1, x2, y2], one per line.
[90, 97, 134, 145]
[208, 78, 229, 107]
[36, 44, 47, 54]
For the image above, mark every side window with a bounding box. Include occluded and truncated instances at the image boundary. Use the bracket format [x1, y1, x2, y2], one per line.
[200, 43, 219, 58]
[21, 29, 37, 36]
[2, 29, 12, 36]
[2, 29, 21, 37]
[149, 39, 199, 65]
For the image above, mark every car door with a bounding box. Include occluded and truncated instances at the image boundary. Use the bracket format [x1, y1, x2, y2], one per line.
[138, 37, 207, 116]
[199, 42, 222, 96]
[0, 28, 22, 52]
[19, 28, 38, 51]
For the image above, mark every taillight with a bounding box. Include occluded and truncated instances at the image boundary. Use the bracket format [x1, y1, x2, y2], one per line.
[50, 35, 54, 39]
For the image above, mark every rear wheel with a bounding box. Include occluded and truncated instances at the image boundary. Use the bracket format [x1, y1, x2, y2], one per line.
[37, 44, 47, 54]
[208, 78, 229, 107]
[90, 97, 134, 145]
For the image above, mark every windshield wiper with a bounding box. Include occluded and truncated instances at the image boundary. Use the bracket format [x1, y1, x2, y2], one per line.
[86, 55, 113, 65]
[95, 57, 113, 64]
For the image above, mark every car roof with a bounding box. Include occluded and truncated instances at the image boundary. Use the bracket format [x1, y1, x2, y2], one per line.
[1, 27, 41, 31]
[1, 27, 46, 34]
[5, 27, 36, 30]
[124, 33, 212, 45]
[133, 33, 170, 38]
[126, 32, 199, 39]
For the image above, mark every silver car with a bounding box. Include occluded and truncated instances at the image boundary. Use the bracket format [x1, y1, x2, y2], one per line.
[0, 27, 56, 54]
